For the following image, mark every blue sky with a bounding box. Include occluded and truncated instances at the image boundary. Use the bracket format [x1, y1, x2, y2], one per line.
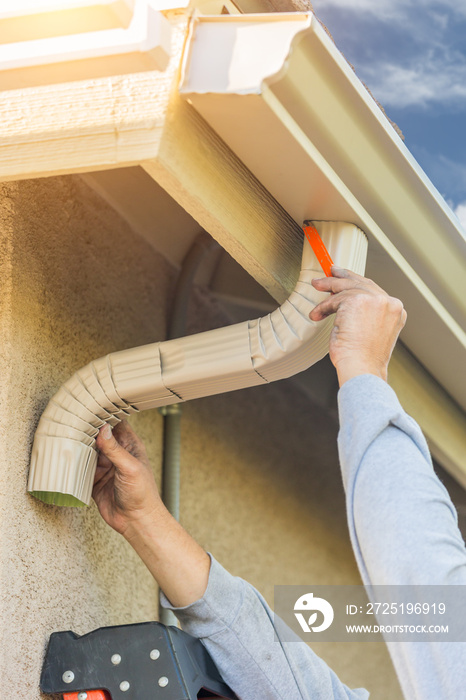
[311, 0, 466, 232]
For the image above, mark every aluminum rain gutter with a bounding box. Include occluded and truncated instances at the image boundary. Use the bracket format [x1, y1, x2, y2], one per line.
[179, 12, 466, 414]
[28, 222, 367, 507]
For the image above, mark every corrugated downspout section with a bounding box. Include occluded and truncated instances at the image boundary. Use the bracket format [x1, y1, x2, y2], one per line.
[250, 222, 367, 382]
[28, 221, 367, 507]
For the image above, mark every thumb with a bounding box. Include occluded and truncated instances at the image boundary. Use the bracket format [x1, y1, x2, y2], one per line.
[96, 424, 140, 475]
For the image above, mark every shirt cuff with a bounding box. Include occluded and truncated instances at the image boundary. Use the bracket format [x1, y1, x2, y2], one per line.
[159, 554, 245, 638]
[338, 373, 402, 422]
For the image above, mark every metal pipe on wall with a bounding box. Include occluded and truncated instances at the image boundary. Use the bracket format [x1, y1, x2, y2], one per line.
[161, 232, 221, 521]
[159, 233, 220, 625]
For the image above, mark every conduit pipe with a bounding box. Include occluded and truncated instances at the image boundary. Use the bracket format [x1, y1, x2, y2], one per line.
[161, 231, 220, 522]
[28, 221, 367, 507]
[159, 232, 220, 626]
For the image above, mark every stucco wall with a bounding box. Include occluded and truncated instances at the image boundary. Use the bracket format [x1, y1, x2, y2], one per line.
[0, 175, 402, 698]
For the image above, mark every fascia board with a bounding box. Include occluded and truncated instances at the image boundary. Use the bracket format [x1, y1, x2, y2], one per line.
[0, 1, 171, 72]
[0, 1, 132, 19]
[179, 12, 466, 412]
[389, 343, 466, 490]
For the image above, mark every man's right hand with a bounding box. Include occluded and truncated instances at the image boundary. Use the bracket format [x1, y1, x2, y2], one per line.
[310, 266, 407, 387]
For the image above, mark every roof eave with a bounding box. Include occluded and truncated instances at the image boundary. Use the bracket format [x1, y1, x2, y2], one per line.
[180, 11, 466, 413]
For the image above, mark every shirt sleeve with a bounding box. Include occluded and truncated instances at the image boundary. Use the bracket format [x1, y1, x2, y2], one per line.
[160, 555, 368, 700]
[337, 373, 466, 700]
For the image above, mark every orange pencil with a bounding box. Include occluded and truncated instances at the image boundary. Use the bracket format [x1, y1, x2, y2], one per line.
[302, 221, 334, 277]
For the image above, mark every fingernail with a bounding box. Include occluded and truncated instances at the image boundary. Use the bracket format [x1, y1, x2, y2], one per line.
[101, 424, 112, 440]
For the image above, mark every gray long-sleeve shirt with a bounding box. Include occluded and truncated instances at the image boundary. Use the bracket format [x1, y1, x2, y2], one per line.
[162, 374, 466, 699]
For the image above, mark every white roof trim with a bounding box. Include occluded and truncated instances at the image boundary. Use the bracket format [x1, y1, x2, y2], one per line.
[0, 0, 171, 72]
[0, 0, 132, 19]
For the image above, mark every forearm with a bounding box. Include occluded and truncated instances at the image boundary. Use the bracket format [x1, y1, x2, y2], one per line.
[124, 505, 210, 608]
[161, 555, 368, 700]
[93, 423, 211, 608]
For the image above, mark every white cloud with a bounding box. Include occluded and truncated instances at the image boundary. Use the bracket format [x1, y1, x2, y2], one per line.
[312, 0, 466, 108]
[317, 0, 466, 19]
[315, 0, 400, 19]
[312, 0, 466, 109]
[312, 0, 466, 212]
[361, 56, 466, 108]
[407, 150, 466, 214]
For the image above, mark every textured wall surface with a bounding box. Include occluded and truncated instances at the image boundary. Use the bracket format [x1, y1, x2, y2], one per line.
[0, 175, 402, 698]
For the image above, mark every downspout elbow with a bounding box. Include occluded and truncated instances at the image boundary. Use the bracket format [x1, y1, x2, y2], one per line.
[28, 221, 367, 507]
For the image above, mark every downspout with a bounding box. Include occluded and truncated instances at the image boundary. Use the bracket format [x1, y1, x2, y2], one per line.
[159, 232, 220, 626]
[28, 221, 368, 508]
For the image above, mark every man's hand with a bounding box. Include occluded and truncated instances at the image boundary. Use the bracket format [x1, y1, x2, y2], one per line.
[310, 266, 407, 387]
[93, 421, 210, 607]
[94, 421, 164, 538]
